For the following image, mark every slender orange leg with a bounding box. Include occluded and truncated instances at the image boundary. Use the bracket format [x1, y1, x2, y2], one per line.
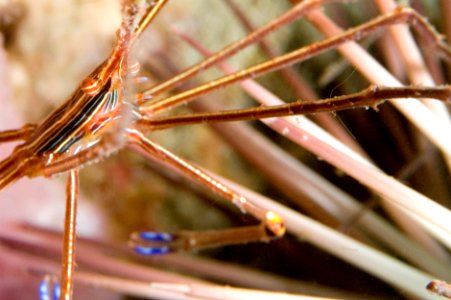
[59, 170, 79, 300]
[37, 170, 79, 300]
[0, 124, 36, 143]
[127, 129, 284, 253]
[0, 125, 37, 191]
[133, 0, 170, 39]
[130, 225, 272, 254]
[137, 85, 451, 131]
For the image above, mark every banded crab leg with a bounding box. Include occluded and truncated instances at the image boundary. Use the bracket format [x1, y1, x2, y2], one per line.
[137, 85, 451, 131]
[133, 0, 170, 40]
[39, 170, 79, 300]
[0, 125, 37, 189]
[127, 129, 285, 254]
[59, 170, 78, 300]
[0, 124, 36, 143]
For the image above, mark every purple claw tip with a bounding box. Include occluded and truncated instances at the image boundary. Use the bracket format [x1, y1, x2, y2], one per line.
[39, 278, 60, 300]
[139, 231, 173, 242]
[39, 280, 50, 300]
[53, 283, 61, 300]
[134, 246, 170, 255]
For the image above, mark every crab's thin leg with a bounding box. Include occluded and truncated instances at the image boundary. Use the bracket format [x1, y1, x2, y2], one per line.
[138, 85, 451, 131]
[127, 129, 285, 252]
[59, 170, 79, 300]
[38, 170, 79, 300]
[140, 7, 451, 115]
[133, 0, 170, 40]
[0, 124, 36, 143]
[0, 152, 28, 190]
[129, 225, 271, 254]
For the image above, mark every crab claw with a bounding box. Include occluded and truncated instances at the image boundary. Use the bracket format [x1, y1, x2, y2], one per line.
[130, 231, 175, 255]
[39, 275, 60, 300]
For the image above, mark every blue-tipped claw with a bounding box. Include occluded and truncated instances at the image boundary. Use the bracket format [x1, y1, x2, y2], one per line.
[39, 277, 60, 300]
[130, 231, 175, 255]
[53, 283, 61, 300]
[134, 246, 171, 255]
[139, 231, 173, 242]
[39, 280, 50, 300]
